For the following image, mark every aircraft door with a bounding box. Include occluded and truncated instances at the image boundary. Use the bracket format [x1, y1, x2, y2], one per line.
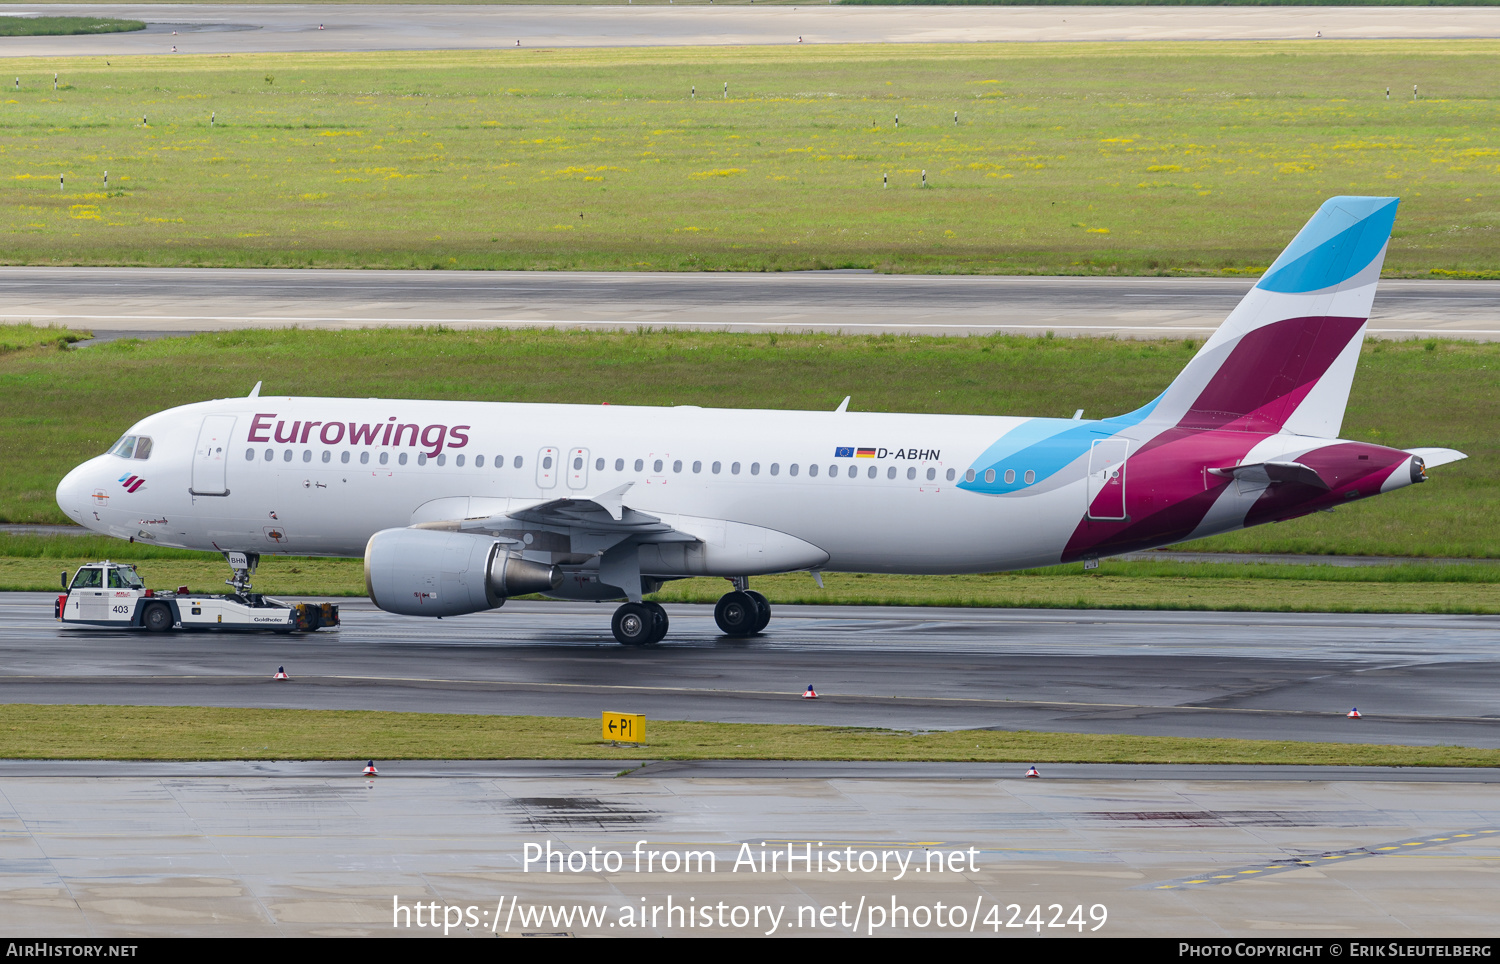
[1086, 438, 1128, 520]
[566, 447, 589, 490]
[190, 415, 236, 496]
[536, 446, 559, 489]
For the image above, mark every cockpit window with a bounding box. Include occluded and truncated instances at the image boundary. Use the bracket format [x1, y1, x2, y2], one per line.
[107, 567, 143, 589]
[106, 436, 152, 459]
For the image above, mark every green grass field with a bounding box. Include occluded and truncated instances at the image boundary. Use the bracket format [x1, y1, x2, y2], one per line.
[2, 705, 1495, 766]
[11, 538, 1500, 612]
[4, 42, 1500, 273]
[0, 324, 1493, 560]
[0, 17, 144, 37]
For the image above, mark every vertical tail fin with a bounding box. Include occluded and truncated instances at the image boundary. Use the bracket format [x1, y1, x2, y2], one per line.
[1147, 196, 1399, 438]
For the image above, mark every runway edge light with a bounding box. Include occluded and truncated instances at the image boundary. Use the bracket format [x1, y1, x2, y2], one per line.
[1026, 765, 1041, 778]
[1348, 707, 1362, 719]
[363, 760, 378, 776]
[273, 665, 288, 681]
[803, 685, 818, 700]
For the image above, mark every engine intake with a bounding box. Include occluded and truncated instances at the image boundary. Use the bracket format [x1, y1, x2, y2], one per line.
[364, 528, 561, 617]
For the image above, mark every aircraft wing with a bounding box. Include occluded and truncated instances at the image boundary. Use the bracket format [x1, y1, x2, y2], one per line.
[453, 483, 697, 554]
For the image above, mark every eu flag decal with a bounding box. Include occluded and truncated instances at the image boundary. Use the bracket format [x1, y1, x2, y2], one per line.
[834, 446, 854, 458]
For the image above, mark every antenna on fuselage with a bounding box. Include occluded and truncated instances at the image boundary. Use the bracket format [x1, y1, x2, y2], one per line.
[835, 396, 850, 413]
[1072, 409, 1084, 420]
[248, 381, 262, 398]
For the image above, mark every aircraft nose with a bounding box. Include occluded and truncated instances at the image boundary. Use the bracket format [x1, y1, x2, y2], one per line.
[55, 459, 98, 526]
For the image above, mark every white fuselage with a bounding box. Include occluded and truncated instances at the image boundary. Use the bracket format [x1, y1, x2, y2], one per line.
[58, 396, 1135, 575]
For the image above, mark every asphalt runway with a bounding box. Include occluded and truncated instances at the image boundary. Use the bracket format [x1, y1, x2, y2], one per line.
[7, 593, 1499, 747]
[7, 268, 1498, 341]
[0, 759, 1496, 936]
[5, 3, 1500, 58]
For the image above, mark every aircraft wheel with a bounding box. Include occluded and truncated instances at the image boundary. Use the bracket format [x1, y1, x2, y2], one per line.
[612, 602, 654, 646]
[143, 603, 174, 633]
[745, 590, 771, 633]
[714, 591, 759, 637]
[643, 601, 669, 644]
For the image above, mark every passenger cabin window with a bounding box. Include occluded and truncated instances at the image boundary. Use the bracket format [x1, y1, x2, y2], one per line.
[693, 461, 702, 474]
[513, 456, 523, 469]
[731, 462, 741, 475]
[341, 452, 351, 464]
[673, 460, 682, 473]
[595, 458, 605, 471]
[712, 461, 721, 474]
[417, 453, 427, 465]
[1024, 470, 1035, 484]
[926, 468, 936, 481]
[634, 459, 644, 472]
[399, 453, 409, 465]
[437, 454, 446, 466]
[361, 452, 370, 465]
[946, 468, 956, 481]
[475, 455, 484, 467]
[379, 452, 389, 465]
[768, 463, 778, 476]
[615, 458, 625, 471]
[789, 464, 799, 477]
[809, 464, 819, 477]
[907, 467, 916, 480]
[245, 448, 255, 461]
[283, 450, 293, 462]
[653, 459, 663, 473]
[322, 451, 331, 463]
[265, 449, 274, 462]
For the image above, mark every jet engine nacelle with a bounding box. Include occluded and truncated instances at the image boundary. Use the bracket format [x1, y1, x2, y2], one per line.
[364, 528, 561, 617]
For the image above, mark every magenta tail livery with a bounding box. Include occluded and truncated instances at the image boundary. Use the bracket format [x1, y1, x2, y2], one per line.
[57, 197, 1466, 644]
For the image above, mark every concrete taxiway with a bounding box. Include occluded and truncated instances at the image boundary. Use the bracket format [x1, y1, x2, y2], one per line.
[6, 593, 1499, 747]
[7, 269, 1499, 341]
[0, 759, 1496, 936]
[4, 4, 1500, 59]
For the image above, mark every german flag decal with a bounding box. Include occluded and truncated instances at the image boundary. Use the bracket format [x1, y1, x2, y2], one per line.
[856, 448, 877, 458]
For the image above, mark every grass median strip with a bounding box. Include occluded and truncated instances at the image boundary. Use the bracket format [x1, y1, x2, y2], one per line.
[9, 548, 1500, 613]
[4, 42, 1500, 273]
[0, 704, 1495, 765]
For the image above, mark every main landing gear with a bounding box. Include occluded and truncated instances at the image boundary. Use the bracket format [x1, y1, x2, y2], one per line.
[607, 578, 771, 645]
[611, 601, 668, 646]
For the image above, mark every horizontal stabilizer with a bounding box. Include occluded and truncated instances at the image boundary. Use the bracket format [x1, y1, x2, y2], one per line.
[1208, 460, 1329, 490]
[1405, 447, 1467, 469]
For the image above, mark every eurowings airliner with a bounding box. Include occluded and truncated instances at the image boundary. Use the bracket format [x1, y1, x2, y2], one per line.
[56, 197, 1466, 644]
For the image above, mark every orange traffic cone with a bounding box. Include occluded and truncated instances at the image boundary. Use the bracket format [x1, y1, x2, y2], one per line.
[803, 685, 818, 700]
[363, 760, 378, 776]
[273, 666, 289, 681]
[1347, 708, 1362, 719]
[1025, 765, 1040, 778]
